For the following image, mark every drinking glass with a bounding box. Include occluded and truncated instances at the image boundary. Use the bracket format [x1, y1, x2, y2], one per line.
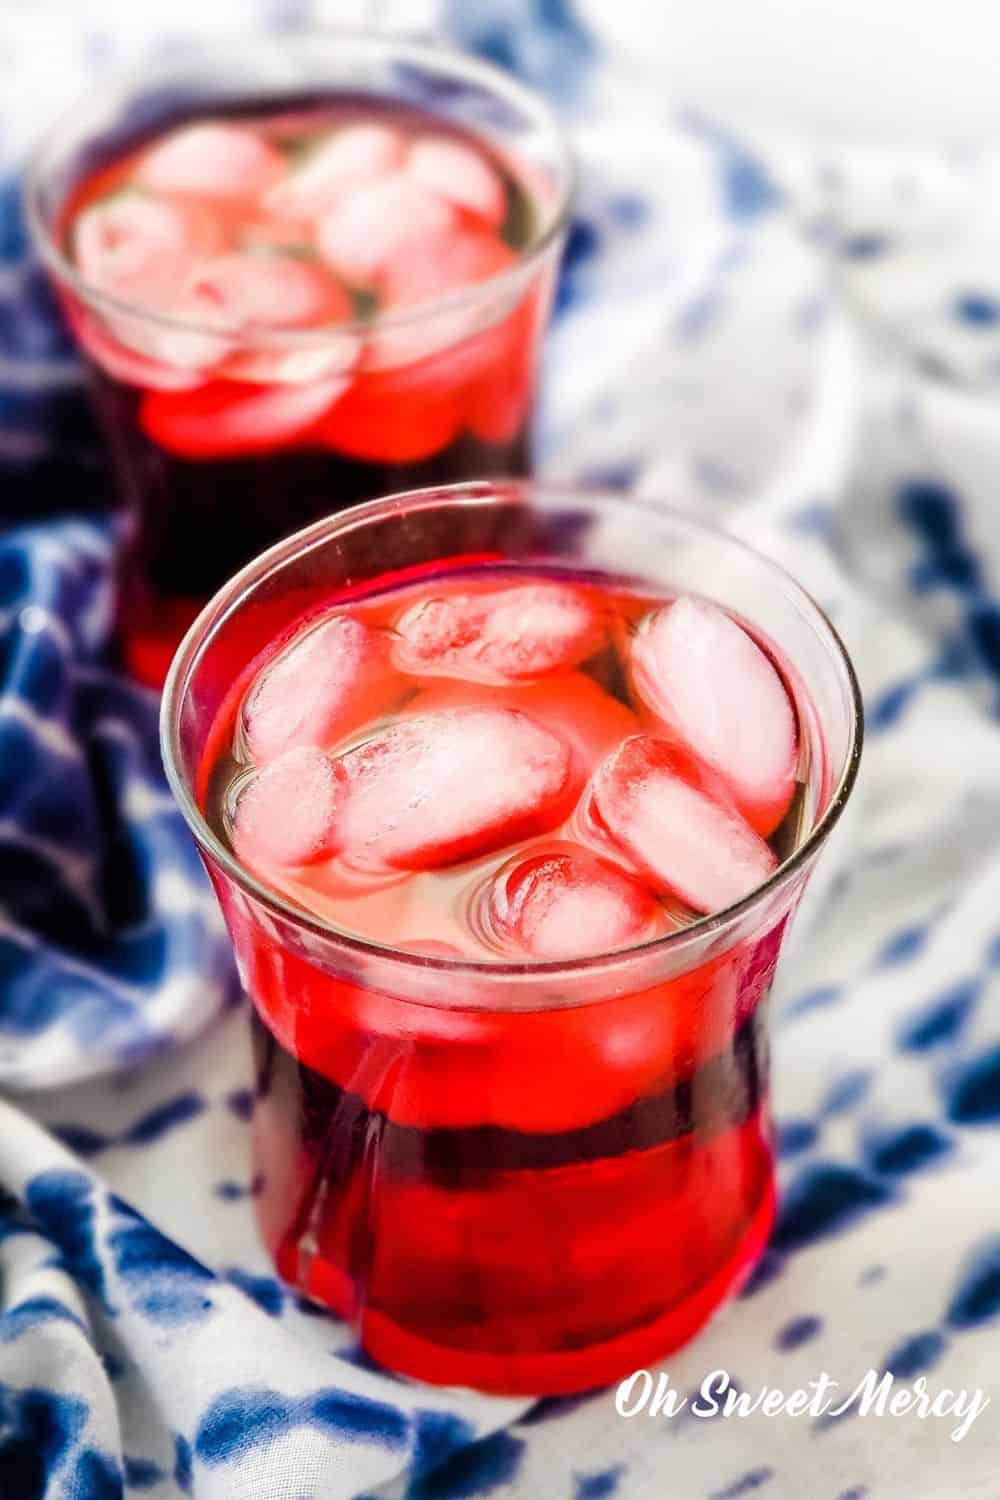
[27, 35, 572, 684]
[161, 481, 862, 1395]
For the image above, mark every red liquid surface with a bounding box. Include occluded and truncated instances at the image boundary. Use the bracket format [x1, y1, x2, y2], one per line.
[200, 564, 813, 1391]
[59, 99, 551, 685]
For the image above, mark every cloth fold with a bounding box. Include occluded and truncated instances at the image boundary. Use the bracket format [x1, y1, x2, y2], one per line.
[2, 5, 1000, 1499]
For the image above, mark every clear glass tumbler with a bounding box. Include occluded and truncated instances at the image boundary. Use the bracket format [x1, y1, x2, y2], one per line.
[161, 482, 862, 1395]
[26, 34, 572, 685]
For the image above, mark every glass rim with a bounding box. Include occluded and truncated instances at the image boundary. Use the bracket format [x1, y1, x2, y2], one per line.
[23, 28, 576, 348]
[160, 481, 864, 981]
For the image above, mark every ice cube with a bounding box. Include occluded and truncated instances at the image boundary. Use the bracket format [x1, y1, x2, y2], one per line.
[65, 301, 205, 391]
[266, 123, 407, 220]
[139, 374, 348, 459]
[334, 707, 575, 870]
[487, 843, 659, 959]
[410, 673, 638, 783]
[315, 360, 462, 463]
[589, 735, 777, 914]
[137, 122, 286, 199]
[408, 136, 507, 227]
[72, 193, 210, 306]
[242, 612, 397, 764]
[383, 225, 515, 310]
[176, 252, 351, 332]
[315, 172, 457, 286]
[233, 746, 344, 866]
[393, 582, 603, 683]
[371, 226, 517, 369]
[631, 598, 798, 835]
[147, 252, 352, 373]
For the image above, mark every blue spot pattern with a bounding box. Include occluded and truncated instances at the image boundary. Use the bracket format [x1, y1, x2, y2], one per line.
[173, 1434, 193, 1495]
[953, 293, 1000, 327]
[710, 1470, 774, 1499]
[54, 1091, 207, 1158]
[946, 1238, 1000, 1328]
[841, 233, 892, 259]
[22, 1168, 220, 1331]
[444, 0, 595, 107]
[404, 1429, 525, 1499]
[772, 1165, 895, 1251]
[944, 1043, 1000, 1123]
[224, 1269, 284, 1318]
[678, 111, 783, 222]
[863, 1123, 952, 1176]
[25, 1170, 108, 1308]
[774, 1315, 823, 1351]
[821, 1070, 872, 1116]
[883, 1330, 947, 1378]
[898, 479, 1000, 693]
[776, 1119, 819, 1157]
[0, 1295, 86, 1344]
[574, 1465, 627, 1499]
[108, 1200, 214, 1328]
[195, 1385, 410, 1464]
[0, 510, 237, 1089]
[410, 1412, 478, 1480]
[898, 979, 978, 1051]
[0, 1385, 88, 1499]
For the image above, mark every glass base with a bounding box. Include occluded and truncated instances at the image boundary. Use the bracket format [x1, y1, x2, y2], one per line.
[284, 1181, 775, 1395]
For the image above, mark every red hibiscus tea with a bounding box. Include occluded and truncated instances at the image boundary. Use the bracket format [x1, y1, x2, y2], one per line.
[28, 37, 570, 685]
[163, 485, 861, 1395]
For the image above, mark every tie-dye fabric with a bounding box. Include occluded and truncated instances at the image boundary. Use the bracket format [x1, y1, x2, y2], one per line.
[2, 5, 1000, 1499]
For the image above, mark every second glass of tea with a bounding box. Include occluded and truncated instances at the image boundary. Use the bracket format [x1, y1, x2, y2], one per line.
[27, 34, 572, 684]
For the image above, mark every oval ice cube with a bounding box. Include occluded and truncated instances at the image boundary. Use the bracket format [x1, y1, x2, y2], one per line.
[589, 734, 777, 914]
[242, 612, 398, 764]
[487, 843, 660, 959]
[631, 598, 798, 835]
[410, 672, 638, 784]
[373, 226, 516, 368]
[393, 581, 603, 683]
[315, 359, 462, 463]
[137, 122, 286, 198]
[408, 136, 507, 227]
[233, 745, 344, 867]
[65, 301, 206, 390]
[140, 374, 347, 459]
[382, 228, 515, 308]
[334, 707, 575, 870]
[315, 172, 457, 286]
[267, 123, 406, 220]
[177, 252, 352, 332]
[72, 193, 211, 306]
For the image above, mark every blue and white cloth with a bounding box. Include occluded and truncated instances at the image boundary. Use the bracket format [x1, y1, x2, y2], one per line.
[3, 3, 1000, 1497]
